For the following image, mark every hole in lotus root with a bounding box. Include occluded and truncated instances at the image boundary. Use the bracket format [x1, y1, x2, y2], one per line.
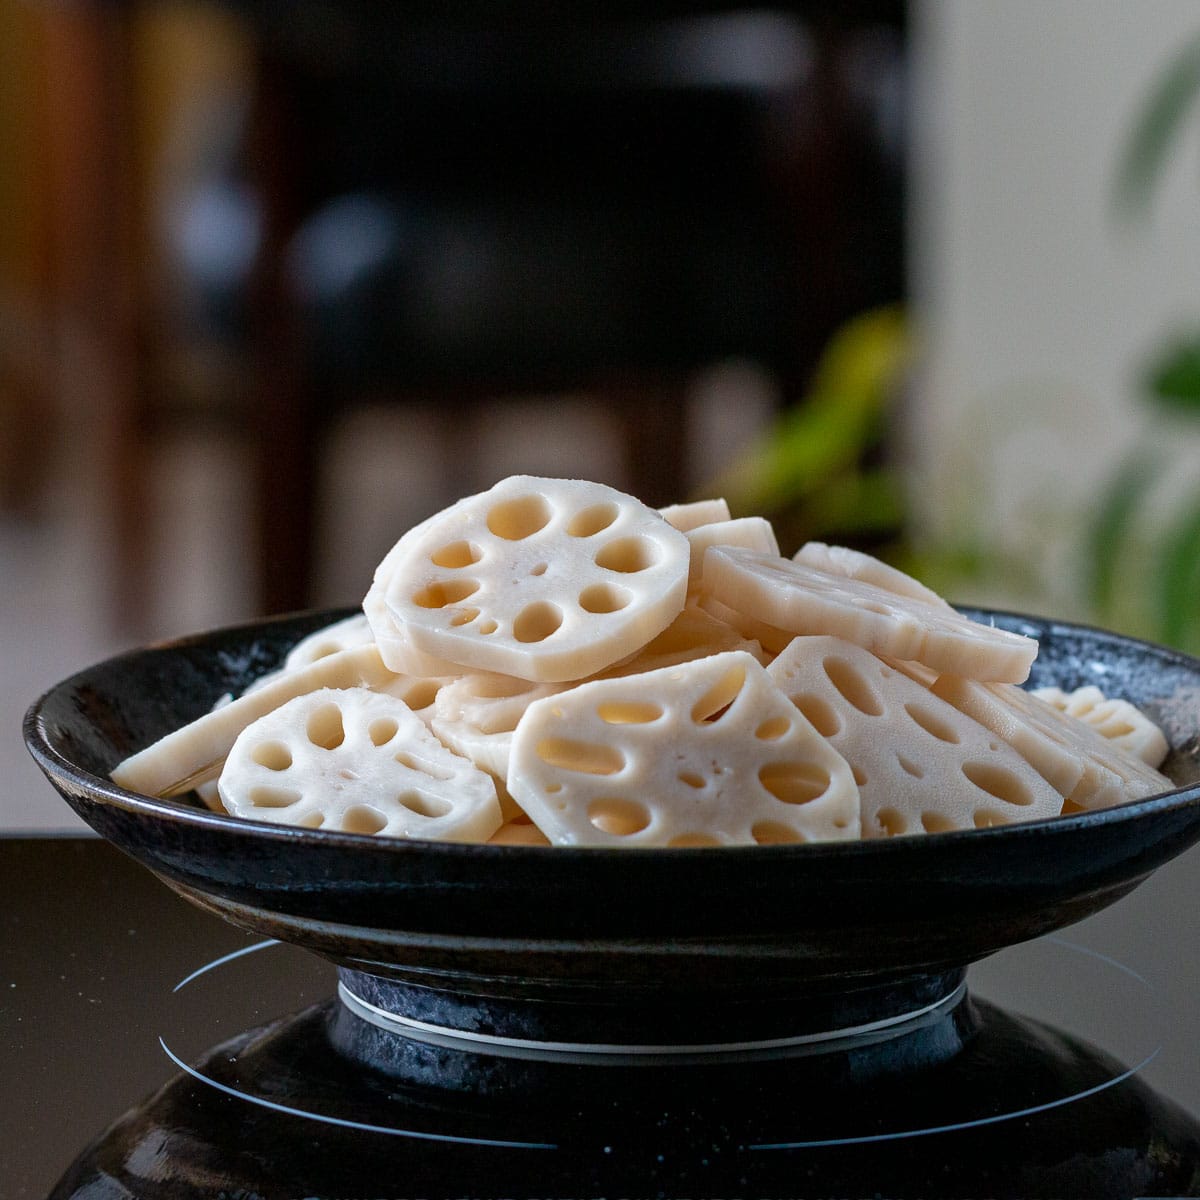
[794, 693, 841, 738]
[669, 832, 721, 847]
[852, 765, 869, 787]
[876, 807, 906, 836]
[530, 562, 548, 576]
[396, 680, 443, 712]
[758, 761, 830, 805]
[413, 579, 480, 609]
[678, 771, 706, 789]
[342, 805, 387, 834]
[536, 738, 625, 775]
[596, 699, 663, 725]
[579, 582, 632, 614]
[368, 718, 399, 746]
[487, 494, 552, 540]
[752, 821, 805, 845]
[755, 716, 791, 740]
[478, 619, 498, 635]
[306, 704, 346, 749]
[904, 702, 961, 744]
[973, 808, 1011, 829]
[921, 811, 957, 834]
[396, 791, 453, 819]
[298, 812, 325, 829]
[822, 657, 883, 716]
[587, 797, 650, 836]
[595, 536, 659, 573]
[249, 785, 302, 809]
[962, 761, 1034, 806]
[897, 754, 924, 779]
[513, 601, 563, 644]
[431, 540, 483, 568]
[395, 751, 455, 781]
[251, 741, 293, 771]
[567, 502, 619, 537]
[691, 664, 747, 724]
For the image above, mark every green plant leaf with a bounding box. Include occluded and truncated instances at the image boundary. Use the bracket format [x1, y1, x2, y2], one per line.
[1142, 332, 1200, 413]
[1157, 489, 1200, 650]
[1085, 455, 1155, 619]
[705, 306, 909, 516]
[1114, 30, 1200, 221]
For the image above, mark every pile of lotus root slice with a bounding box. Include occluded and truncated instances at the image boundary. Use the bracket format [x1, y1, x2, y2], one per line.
[111, 475, 1174, 847]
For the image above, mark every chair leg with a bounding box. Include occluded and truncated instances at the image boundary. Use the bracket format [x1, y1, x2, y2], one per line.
[616, 383, 690, 508]
[245, 48, 317, 616]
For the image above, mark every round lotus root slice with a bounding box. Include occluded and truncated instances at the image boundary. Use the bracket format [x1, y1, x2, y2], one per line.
[507, 650, 861, 847]
[929, 675, 1088, 799]
[935, 678, 1170, 810]
[684, 517, 779, 589]
[1032, 685, 1169, 769]
[658, 497, 731, 532]
[284, 613, 375, 670]
[703, 546, 1038, 684]
[111, 644, 401, 799]
[793, 543, 952, 610]
[597, 601, 768, 679]
[768, 637, 1064, 837]
[431, 671, 570, 783]
[374, 476, 691, 682]
[218, 687, 502, 842]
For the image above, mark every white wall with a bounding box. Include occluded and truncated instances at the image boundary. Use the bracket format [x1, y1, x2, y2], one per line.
[910, 0, 1200, 615]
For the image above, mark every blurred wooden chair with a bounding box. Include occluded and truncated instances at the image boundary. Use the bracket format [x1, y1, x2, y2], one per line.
[77, 1, 906, 622]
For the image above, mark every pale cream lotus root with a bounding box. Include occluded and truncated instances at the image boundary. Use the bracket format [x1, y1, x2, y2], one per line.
[111, 643, 402, 799]
[701, 546, 1039, 684]
[507, 650, 861, 847]
[930, 675, 1171, 810]
[219, 687, 502, 841]
[108, 474, 1177, 845]
[1032, 685, 1170, 769]
[767, 637, 1065, 836]
[367, 475, 691, 683]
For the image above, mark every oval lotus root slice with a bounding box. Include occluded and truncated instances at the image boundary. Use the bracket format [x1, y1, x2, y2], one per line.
[218, 687, 502, 842]
[696, 594, 796, 657]
[111, 644, 401, 799]
[936, 677, 1171, 809]
[508, 650, 860, 847]
[793, 543, 951, 610]
[431, 672, 570, 782]
[658, 497, 731, 531]
[685, 517, 779, 588]
[597, 600, 768, 678]
[929, 675, 1088, 798]
[768, 637, 1064, 837]
[1032, 685, 1169, 769]
[375, 475, 690, 682]
[703, 546, 1038, 684]
[284, 613, 375, 670]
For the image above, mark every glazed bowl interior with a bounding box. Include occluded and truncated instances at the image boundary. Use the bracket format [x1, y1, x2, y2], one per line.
[23, 608, 1200, 1008]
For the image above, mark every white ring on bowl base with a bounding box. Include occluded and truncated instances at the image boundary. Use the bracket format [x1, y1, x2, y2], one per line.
[336, 977, 967, 1064]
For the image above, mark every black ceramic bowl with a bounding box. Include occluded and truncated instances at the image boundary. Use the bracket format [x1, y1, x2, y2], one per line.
[24, 608, 1200, 1045]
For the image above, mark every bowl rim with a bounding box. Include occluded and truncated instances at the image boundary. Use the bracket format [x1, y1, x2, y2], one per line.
[23, 604, 1200, 864]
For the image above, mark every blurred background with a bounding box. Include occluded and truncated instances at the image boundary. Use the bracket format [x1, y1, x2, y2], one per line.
[4, 0, 1200, 830]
